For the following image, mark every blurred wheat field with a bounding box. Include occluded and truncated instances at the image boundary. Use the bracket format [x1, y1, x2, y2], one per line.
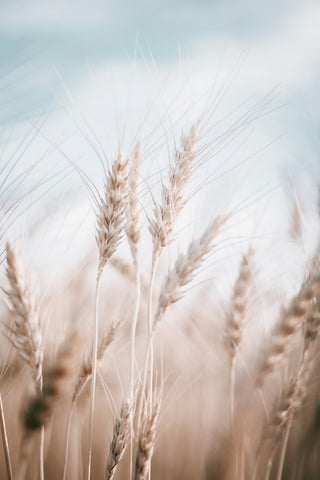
[1, 93, 320, 480]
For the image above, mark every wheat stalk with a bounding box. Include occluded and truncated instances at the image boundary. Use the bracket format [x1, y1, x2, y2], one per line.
[88, 149, 130, 480]
[124, 142, 143, 479]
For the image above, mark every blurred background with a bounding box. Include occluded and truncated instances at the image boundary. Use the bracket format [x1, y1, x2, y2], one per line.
[1, 0, 320, 278]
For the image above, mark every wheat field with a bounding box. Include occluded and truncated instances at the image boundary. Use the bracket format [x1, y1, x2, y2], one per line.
[0, 99, 320, 480]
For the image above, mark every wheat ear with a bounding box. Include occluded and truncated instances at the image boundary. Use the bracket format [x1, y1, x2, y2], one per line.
[256, 273, 320, 389]
[95, 149, 129, 275]
[154, 214, 230, 326]
[5, 242, 43, 391]
[88, 150, 129, 480]
[225, 248, 253, 430]
[105, 401, 131, 480]
[134, 401, 159, 480]
[148, 122, 201, 261]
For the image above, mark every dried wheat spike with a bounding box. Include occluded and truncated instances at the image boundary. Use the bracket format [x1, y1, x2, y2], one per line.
[73, 322, 118, 403]
[125, 142, 142, 261]
[256, 273, 320, 388]
[5, 242, 43, 389]
[105, 401, 130, 480]
[96, 150, 129, 274]
[148, 122, 201, 259]
[154, 214, 229, 326]
[225, 248, 253, 359]
[24, 333, 81, 431]
[134, 403, 159, 480]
